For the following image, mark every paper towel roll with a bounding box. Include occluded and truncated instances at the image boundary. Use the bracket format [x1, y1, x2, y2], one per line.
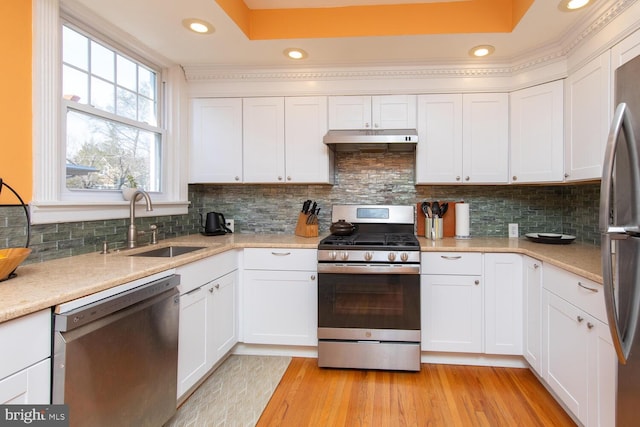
[455, 203, 470, 238]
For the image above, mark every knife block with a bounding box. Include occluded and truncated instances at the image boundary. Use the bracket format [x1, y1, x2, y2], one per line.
[295, 212, 318, 238]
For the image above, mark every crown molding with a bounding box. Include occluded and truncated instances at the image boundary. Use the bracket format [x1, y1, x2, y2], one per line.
[183, 0, 637, 82]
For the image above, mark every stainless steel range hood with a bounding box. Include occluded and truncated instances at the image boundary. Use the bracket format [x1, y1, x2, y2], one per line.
[323, 129, 418, 152]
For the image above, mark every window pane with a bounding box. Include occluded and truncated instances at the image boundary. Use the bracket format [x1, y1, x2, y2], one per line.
[117, 55, 137, 91]
[139, 96, 157, 125]
[62, 26, 88, 70]
[66, 109, 161, 192]
[91, 77, 115, 113]
[138, 66, 155, 99]
[63, 65, 88, 104]
[117, 87, 137, 120]
[91, 41, 114, 82]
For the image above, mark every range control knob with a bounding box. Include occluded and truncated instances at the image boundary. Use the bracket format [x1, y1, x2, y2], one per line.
[400, 252, 409, 262]
[329, 251, 338, 260]
[364, 251, 373, 261]
[340, 251, 349, 261]
[388, 252, 396, 262]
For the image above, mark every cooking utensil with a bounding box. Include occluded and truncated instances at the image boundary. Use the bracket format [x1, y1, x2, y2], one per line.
[440, 202, 449, 217]
[421, 202, 431, 218]
[330, 219, 357, 236]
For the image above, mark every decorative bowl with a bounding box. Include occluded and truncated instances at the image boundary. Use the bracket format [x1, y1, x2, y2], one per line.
[0, 248, 32, 281]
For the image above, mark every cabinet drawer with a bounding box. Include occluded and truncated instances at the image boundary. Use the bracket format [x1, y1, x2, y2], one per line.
[177, 250, 238, 294]
[0, 309, 51, 382]
[543, 263, 606, 323]
[244, 248, 317, 271]
[421, 252, 482, 275]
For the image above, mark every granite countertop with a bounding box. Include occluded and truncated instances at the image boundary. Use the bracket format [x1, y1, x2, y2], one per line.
[0, 234, 602, 324]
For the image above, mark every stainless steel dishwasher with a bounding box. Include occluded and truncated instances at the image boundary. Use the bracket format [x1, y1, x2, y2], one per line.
[52, 272, 180, 427]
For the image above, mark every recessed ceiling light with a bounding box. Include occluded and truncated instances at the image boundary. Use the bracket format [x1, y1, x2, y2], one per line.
[284, 48, 308, 60]
[469, 45, 495, 58]
[558, 0, 592, 11]
[182, 18, 215, 35]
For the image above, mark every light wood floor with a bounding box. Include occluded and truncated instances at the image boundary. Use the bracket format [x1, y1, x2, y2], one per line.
[257, 358, 576, 426]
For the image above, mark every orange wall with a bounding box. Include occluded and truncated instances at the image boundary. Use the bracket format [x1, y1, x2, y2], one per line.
[0, 1, 32, 204]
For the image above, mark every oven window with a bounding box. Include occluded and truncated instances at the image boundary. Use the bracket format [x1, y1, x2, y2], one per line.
[318, 273, 420, 330]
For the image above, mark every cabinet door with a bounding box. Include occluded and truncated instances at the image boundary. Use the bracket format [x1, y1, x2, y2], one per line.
[416, 94, 463, 184]
[177, 286, 208, 398]
[510, 81, 564, 183]
[611, 28, 640, 88]
[484, 254, 523, 355]
[523, 257, 543, 374]
[243, 270, 317, 346]
[462, 93, 509, 183]
[421, 274, 482, 353]
[243, 97, 286, 183]
[564, 51, 611, 182]
[372, 95, 417, 129]
[208, 271, 238, 365]
[284, 96, 333, 184]
[328, 96, 372, 129]
[189, 98, 243, 183]
[0, 359, 50, 404]
[543, 290, 589, 425]
[587, 316, 616, 427]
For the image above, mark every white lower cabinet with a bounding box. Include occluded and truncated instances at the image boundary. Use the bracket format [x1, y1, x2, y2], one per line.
[522, 256, 543, 374]
[421, 252, 522, 355]
[0, 359, 50, 404]
[242, 248, 317, 346]
[421, 252, 483, 353]
[0, 309, 51, 404]
[542, 264, 616, 427]
[177, 253, 239, 399]
[484, 254, 523, 355]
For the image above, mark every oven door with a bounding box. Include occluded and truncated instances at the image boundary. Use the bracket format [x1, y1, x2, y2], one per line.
[318, 269, 420, 334]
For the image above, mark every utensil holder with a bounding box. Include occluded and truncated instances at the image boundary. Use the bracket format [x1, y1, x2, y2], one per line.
[295, 212, 318, 238]
[425, 218, 443, 240]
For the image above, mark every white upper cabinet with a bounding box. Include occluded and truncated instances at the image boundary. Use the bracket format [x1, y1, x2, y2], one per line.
[328, 95, 416, 130]
[415, 94, 463, 184]
[243, 97, 286, 183]
[284, 97, 333, 184]
[416, 93, 508, 184]
[564, 51, 611, 182]
[510, 81, 564, 183]
[463, 93, 509, 184]
[190, 98, 243, 183]
[611, 28, 640, 82]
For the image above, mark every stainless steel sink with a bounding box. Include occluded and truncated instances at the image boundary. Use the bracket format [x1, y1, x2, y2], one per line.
[128, 246, 206, 257]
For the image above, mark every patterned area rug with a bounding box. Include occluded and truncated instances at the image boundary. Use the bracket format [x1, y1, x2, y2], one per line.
[166, 355, 291, 427]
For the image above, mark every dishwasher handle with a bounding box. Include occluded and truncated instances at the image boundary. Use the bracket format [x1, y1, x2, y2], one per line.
[55, 274, 180, 332]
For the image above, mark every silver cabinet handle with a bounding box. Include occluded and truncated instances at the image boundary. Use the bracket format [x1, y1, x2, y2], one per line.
[577, 316, 584, 323]
[287, 176, 292, 181]
[185, 287, 203, 296]
[456, 176, 461, 181]
[271, 251, 291, 256]
[441, 255, 462, 260]
[465, 176, 470, 181]
[209, 287, 214, 293]
[311, 275, 316, 280]
[235, 176, 240, 181]
[578, 281, 598, 293]
[588, 322, 594, 329]
[474, 280, 480, 285]
[512, 176, 517, 181]
[534, 263, 540, 269]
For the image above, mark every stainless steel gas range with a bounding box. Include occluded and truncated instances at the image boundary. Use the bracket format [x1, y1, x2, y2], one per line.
[317, 205, 421, 371]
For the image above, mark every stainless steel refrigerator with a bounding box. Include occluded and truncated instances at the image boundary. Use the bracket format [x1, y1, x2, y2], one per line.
[601, 53, 640, 426]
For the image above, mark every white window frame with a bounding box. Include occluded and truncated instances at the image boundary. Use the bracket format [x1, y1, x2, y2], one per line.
[32, 0, 189, 224]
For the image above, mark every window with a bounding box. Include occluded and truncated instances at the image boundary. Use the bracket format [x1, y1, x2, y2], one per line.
[31, 1, 188, 224]
[62, 25, 162, 193]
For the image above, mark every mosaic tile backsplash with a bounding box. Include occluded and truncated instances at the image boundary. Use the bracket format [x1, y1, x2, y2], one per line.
[1, 152, 601, 264]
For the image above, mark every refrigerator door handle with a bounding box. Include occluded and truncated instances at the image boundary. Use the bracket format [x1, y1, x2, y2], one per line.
[600, 102, 640, 364]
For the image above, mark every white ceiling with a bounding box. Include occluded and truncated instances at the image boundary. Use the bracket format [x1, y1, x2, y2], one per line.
[67, 0, 602, 68]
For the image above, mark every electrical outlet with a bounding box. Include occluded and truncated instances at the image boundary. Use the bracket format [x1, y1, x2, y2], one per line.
[225, 219, 234, 232]
[508, 223, 519, 238]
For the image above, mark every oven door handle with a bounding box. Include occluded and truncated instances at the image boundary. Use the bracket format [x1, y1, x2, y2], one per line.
[317, 263, 420, 274]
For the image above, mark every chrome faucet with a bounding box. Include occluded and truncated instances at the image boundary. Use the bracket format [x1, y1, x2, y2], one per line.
[127, 190, 153, 249]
